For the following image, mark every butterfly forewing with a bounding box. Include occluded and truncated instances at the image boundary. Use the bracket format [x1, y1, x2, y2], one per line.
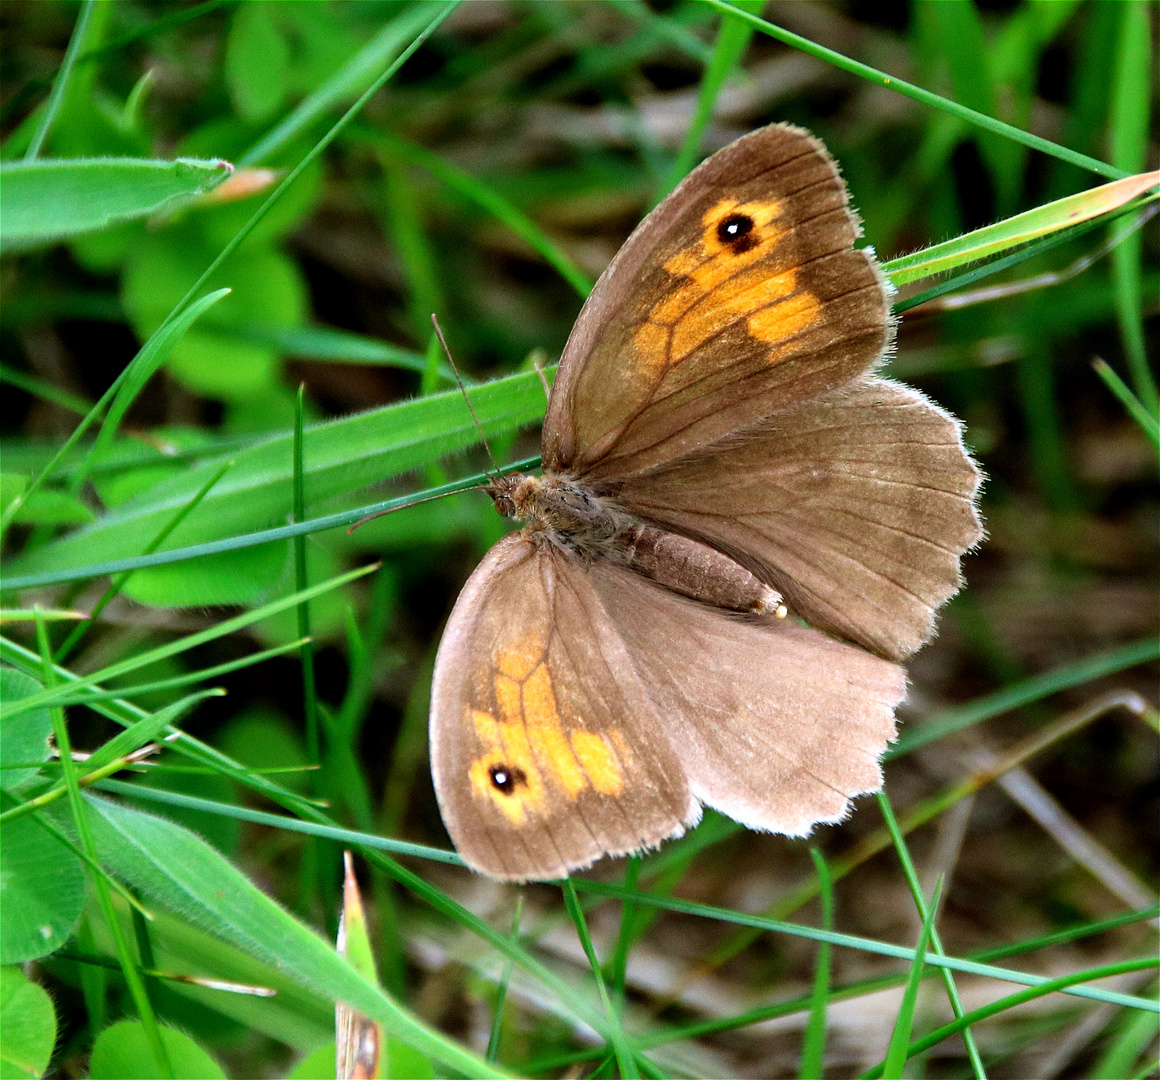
[430, 534, 698, 881]
[545, 124, 892, 481]
[607, 378, 983, 660]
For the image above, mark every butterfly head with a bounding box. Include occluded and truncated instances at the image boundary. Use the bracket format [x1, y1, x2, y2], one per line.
[486, 472, 538, 521]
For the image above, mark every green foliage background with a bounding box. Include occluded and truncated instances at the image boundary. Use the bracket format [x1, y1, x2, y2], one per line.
[0, 2, 1156, 1078]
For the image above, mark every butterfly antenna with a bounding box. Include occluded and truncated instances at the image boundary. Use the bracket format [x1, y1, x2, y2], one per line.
[431, 314, 502, 480]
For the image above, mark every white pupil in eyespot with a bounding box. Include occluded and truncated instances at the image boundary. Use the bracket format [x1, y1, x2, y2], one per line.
[493, 770, 507, 785]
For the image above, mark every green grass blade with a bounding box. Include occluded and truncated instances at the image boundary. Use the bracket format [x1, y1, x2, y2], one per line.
[486, 897, 523, 1064]
[882, 172, 1159, 285]
[4, 563, 377, 720]
[702, 0, 1126, 180]
[607, 856, 642, 1007]
[84, 794, 514, 1079]
[657, 0, 763, 202]
[238, 5, 439, 168]
[1, 454, 539, 592]
[22, 0, 96, 159]
[561, 879, 641, 1079]
[233, 323, 434, 375]
[292, 386, 320, 773]
[38, 639, 306, 708]
[33, 613, 174, 1078]
[1093, 359, 1160, 448]
[890, 638, 1160, 757]
[859, 958, 1159, 1080]
[877, 793, 986, 1078]
[571, 882, 1158, 1012]
[1088, 998, 1160, 1080]
[6, 369, 545, 585]
[892, 200, 1152, 314]
[0, 689, 222, 826]
[882, 876, 943, 1079]
[0, 363, 91, 414]
[367, 130, 593, 298]
[90, 288, 231, 464]
[1109, 1, 1158, 414]
[799, 848, 833, 1080]
[54, 460, 236, 663]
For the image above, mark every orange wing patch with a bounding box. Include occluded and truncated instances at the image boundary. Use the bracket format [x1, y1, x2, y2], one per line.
[633, 197, 822, 379]
[469, 631, 627, 824]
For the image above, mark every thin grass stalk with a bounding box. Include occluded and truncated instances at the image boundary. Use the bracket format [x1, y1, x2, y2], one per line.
[487, 897, 524, 1064]
[608, 856, 642, 1007]
[859, 957, 1160, 1080]
[1109, 1, 1158, 413]
[23, 0, 96, 159]
[799, 847, 833, 1079]
[876, 793, 986, 1079]
[702, 0, 1126, 180]
[33, 613, 174, 1078]
[561, 878, 641, 1079]
[54, 460, 235, 662]
[657, 0, 763, 202]
[882, 876, 944, 1079]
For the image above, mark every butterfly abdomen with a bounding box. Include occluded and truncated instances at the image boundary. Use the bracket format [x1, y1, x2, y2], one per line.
[495, 473, 782, 615]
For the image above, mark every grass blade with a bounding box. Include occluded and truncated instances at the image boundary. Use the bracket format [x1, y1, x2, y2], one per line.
[701, 0, 1126, 180]
[799, 848, 833, 1080]
[1092, 358, 1160, 447]
[33, 613, 174, 1078]
[882, 171, 1158, 285]
[877, 793, 986, 1078]
[561, 878, 641, 1079]
[23, 0, 96, 159]
[882, 876, 943, 1079]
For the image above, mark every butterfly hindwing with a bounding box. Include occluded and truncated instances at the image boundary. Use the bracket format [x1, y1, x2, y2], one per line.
[590, 562, 907, 834]
[605, 378, 983, 660]
[430, 534, 697, 881]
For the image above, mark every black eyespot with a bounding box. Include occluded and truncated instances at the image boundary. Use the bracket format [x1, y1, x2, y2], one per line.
[489, 763, 527, 795]
[716, 213, 759, 252]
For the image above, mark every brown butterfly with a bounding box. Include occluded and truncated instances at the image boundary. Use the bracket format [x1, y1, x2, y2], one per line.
[430, 123, 982, 881]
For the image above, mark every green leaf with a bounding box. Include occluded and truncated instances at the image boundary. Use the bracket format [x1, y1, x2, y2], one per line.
[0, 157, 233, 245]
[1, 474, 93, 526]
[0, 967, 57, 1079]
[0, 669, 53, 792]
[286, 1043, 335, 1080]
[120, 543, 289, 608]
[0, 805, 86, 964]
[88, 1020, 225, 1080]
[226, 4, 289, 123]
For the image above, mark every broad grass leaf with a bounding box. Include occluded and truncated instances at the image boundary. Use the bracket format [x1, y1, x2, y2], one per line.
[0, 158, 233, 246]
[84, 795, 510, 1078]
[11, 370, 546, 581]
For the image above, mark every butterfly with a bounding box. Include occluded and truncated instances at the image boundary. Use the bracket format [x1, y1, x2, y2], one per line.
[429, 123, 982, 881]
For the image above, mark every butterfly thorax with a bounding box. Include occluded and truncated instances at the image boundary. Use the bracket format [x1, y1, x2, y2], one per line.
[488, 472, 786, 617]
